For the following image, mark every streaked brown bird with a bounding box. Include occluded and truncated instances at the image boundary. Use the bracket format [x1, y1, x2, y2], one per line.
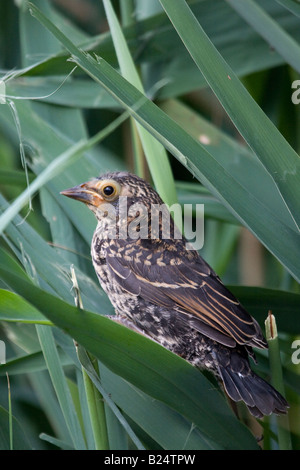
[61, 171, 288, 418]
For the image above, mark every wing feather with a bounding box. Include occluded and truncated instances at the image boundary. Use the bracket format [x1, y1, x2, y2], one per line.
[106, 239, 267, 349]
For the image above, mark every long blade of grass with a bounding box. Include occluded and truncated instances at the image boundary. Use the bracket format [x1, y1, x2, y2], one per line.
[0, 406, 31, 450]
[99, 364, 217, 450]
[39, 434, 74, 450]
[161, 98, 295, 229]
[227, 0, 300, 73]
[0, 111, 128, 235]
[27, 369, 73, 445]
[276, 0, 300, 17]
[102, 0, 177, 206]
[77, 346, 145, 450]
[159, 0, 300, 231]
[0, 289, 51, 325]
[35, 324, 86, 449]
[0, 351, 71, 376]
[6, 373, 13, 450]
[18, 1, 300, 100]
[265, 313, 292, 450]
[81, 365, 108, 450]
[70, 265, 109, 450]
[229, 286, 300, 334]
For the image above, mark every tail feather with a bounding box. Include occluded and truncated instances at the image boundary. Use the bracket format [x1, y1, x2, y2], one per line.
[220, 368, 255, 406]
[219, 366, 289, 418]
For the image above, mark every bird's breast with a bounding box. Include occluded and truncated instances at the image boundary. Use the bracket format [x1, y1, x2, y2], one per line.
[91, 232, 140, 318]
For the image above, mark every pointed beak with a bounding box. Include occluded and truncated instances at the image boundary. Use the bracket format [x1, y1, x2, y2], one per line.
[60, 180, 104, 207]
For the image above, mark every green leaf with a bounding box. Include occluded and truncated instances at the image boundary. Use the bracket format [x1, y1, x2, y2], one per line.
[0, 406, 32, 450]
[39, 433, 74, 450]
[6, 77, 117, 109]
[102, 0, 177, 206]
[276, 0, 300, 17]
[77, 346, 145, 450]
[0, 289, 50, 325]
[20, 0, 62, 67]
[0, 110, 129, 235]
[18, 1, 300, 100]
[162, 99, 294, 229]
[36, 324, 86, 449]
[99, 364, 220, 450]
[0, 350, 71, 376]
[229, 286, 300, 334]
[159, 0, 300, 231]
[227, 0, 300, 73]
[176, 182, 238, 225]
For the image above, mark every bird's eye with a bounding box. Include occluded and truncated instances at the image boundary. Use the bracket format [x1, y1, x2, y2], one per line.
[103, 185, 115, 197]
[97, 179, 120, 200]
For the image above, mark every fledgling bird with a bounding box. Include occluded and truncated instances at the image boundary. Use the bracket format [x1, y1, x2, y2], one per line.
[61, 171, 289, 418]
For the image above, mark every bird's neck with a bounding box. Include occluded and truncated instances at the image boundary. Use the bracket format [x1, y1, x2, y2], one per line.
[94, 206, 182, 243]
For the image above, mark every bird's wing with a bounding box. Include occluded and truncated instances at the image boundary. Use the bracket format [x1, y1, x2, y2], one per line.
[106, 239, 267, 349]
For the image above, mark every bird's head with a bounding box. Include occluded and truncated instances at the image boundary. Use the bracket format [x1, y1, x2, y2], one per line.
[60, 171, 163, 224]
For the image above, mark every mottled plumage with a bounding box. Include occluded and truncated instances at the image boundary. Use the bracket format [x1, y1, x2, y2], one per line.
[61, 171, 289, 418]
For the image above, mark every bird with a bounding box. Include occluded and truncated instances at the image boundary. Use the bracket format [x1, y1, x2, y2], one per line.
[61, 171, 289, 418]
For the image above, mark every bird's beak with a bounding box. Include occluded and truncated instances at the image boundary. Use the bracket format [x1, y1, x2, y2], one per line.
[60, 180, 104, 207]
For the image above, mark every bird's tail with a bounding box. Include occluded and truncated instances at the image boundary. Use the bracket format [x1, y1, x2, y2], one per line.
[218, 364, 289, 418]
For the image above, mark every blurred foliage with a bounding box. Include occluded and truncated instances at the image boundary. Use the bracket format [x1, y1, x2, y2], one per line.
[0, 0, 299, 450]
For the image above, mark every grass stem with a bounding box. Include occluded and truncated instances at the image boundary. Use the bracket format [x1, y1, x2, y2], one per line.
[71, 266, 109, 450]
[265, 311, 292, 450]
[6, 373, 13, 450]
